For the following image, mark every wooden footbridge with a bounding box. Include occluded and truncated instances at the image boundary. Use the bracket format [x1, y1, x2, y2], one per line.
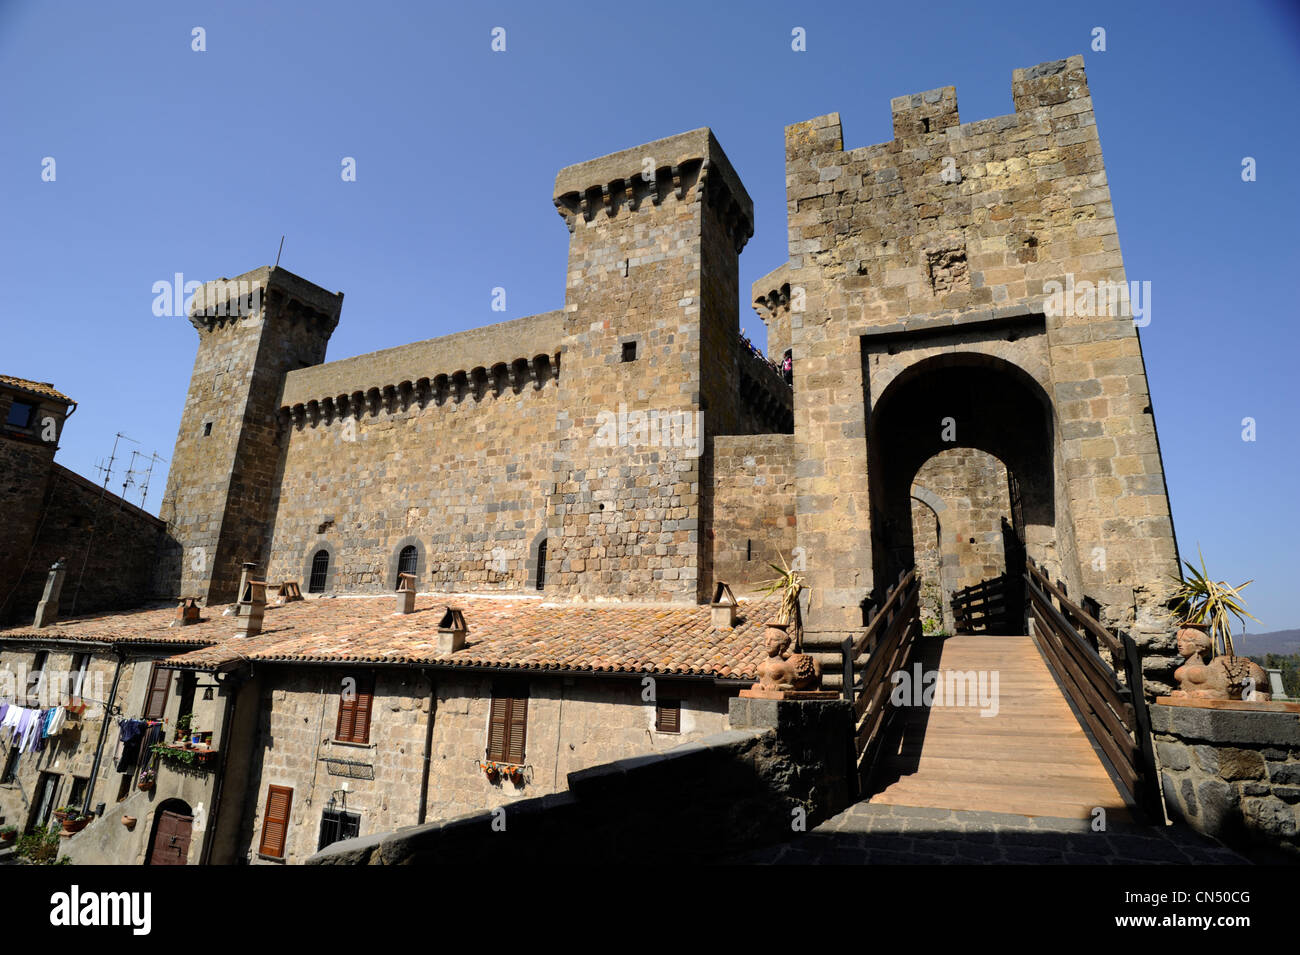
[836, 560, 1162, 822]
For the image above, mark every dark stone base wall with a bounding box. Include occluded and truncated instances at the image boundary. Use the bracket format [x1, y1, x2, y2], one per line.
[1152, 703, 1300, 861]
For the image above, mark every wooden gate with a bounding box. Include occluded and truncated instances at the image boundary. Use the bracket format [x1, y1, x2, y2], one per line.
[147, 808, 194, 865]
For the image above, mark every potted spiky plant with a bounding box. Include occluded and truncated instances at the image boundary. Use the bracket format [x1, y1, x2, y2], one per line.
[751, 552, 824, 693]
[755, 552, 805, 651]
[1169, 548, 1268, 702]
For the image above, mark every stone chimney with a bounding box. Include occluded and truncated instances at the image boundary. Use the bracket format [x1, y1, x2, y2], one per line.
[33, 558, 67, 628]
[436, 607, 468, 653]
[395, 573, 416, 614]
[710, 581, 738, 629]
[235, 562, 266, 637]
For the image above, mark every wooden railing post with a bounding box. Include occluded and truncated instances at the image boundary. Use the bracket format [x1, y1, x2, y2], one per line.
[841, 636, 855, 703]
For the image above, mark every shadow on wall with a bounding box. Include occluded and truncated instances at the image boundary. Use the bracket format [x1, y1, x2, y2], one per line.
[307, 698, 853, 865]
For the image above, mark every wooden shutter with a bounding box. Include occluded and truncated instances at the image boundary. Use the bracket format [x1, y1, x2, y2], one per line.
[486, 684, 528, 763]
[486, 696, 509, 762]
[334, 674, 374, 744]
[143, 664, 171, 720]
[505, 694, 527, 764]
[258, 785, 293, 858]
[656, 700, 681, 733]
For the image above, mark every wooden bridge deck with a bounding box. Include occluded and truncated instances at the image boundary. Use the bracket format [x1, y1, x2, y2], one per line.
[868, 634, 1132, 822]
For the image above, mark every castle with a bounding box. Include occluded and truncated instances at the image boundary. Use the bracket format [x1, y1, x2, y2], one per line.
[0, 56, 1199, 864]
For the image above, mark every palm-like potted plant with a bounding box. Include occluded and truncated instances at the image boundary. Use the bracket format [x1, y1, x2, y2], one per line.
[755, 551, 806, 651]
[1169, 548, 1268, 701]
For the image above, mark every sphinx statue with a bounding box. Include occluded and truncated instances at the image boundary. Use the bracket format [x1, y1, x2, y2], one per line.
[1171, 625, 1270, 702]
[754, 623, 822, 693]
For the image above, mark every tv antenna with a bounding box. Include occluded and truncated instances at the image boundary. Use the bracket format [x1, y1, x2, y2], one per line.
[275, 235, 285, 268]
[137, 451, 166, 510]
[69, 431, 138, 615]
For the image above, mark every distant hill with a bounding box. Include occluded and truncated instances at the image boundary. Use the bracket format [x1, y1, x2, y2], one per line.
[1239, 629, 1300, 657]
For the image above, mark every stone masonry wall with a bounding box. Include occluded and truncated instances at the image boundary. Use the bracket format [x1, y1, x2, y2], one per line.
[241, 666, 732, 864]
[710, 434, 797, 591]
[1152, 703, 1300, 861]
[308, 697, 852, 865]
[7, 465, 165, 622]
[780, 57, 1181, 692]
[265, 368, 560, 593]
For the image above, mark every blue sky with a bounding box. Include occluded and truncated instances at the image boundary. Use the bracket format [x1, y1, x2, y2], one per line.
[1, 0, 1296, 630]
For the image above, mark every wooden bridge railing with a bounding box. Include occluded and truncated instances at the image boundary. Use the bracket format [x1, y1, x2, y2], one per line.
[1023, 558, 1162, 820]
[841, 568, 921, 794]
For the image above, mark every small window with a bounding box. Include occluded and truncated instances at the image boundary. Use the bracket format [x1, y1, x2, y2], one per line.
[67, 776, 88, 811]
[27, 651, 47, 705]
[142, 663, 171, 721]
[318, 808, 361, 851]
[656, 700, 681, 734]
[258, 785, 293, 859]
[308, 550, 330, 593]
[5, 401, 36, 429]
[115, 773, 132, 803]
[621, 341, 637, 363]
[202, 422, 212, 437]
[395, 546, 418, 589]
[70, 653, 90, 704]
[334, 673, 374, 744]
[486, 681, 528, 764]
[535, 539, 547, 591]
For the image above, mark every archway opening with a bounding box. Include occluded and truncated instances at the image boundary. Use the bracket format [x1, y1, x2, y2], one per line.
[869, 354, 1061, 635]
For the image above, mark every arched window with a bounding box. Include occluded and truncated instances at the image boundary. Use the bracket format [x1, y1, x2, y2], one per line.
[535, 539, 547, 591]
[309, 550, 330, 593]
[396, 545, 418, 589]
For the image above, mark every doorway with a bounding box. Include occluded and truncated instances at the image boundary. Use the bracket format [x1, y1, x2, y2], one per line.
[28, 771, 60, 834]
[146, 799, 194, 865]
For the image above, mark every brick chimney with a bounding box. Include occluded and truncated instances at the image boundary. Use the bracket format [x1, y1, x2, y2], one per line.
[395, 573, 416, 614]
[710, 581, 738, 629]
[33, 558, 67, 628]
[436, 607, 467, 653]
[173, 598, 201, 626]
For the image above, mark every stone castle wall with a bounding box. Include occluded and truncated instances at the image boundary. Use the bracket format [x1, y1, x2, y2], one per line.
[266, 355, 561, 593]
[710, 434, 797, 591]
[780, 57, 1181, 690]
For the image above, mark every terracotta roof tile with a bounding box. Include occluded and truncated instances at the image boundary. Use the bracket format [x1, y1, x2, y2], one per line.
[0, 592, 781, 681]
[0, 375, 73, 404]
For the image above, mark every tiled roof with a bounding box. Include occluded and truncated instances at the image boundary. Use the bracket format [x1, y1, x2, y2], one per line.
[0, 375, 73, 404]
[0, 592, 782, 681]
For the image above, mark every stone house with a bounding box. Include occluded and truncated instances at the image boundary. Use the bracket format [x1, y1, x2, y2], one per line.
[0, 589, 771, 864]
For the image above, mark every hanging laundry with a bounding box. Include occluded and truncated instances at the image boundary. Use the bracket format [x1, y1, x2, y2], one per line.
[115, 719, 145, 771]
[45, 707, 66, 737]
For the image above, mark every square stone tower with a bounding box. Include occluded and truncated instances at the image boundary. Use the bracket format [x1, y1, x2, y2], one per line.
[550, 129, 754, 602]
[156, 267, 343, 605]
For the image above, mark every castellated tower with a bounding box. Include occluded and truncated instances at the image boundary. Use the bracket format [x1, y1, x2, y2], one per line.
[156, 267, 343, 605]
[550, 128, 754, 602]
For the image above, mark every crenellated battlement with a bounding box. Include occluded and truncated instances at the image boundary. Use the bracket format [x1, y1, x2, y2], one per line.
[553, 128, 754, 252]
[187, 265, 343, 335]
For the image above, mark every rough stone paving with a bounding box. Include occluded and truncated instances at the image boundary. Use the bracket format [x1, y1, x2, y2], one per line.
[735, 804, 1249, 865]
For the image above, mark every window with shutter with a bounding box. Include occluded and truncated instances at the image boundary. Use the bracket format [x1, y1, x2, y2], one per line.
[486, 682, 528, 763]
[656, 699, 681, 734]
[334, 674, 375, 744]
[258, 785, 293, 859]
[143, 664, 171, 721]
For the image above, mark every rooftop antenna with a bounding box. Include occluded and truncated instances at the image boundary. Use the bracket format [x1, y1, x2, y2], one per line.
[69, 431, 138, 615]
[138, 451, 166, 511]
[275, 235, 285, 268]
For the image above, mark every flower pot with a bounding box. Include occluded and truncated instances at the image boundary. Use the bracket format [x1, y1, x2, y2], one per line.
[52, 810, 69, 824]
[0, 833, 15, 847]
[61, 816, 90, 834]
[137, 780, 155, 792]
[121, 816, 137, 830]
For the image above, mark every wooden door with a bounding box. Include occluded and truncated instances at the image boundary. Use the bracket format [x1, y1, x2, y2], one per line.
[147, 810, 194, 865]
